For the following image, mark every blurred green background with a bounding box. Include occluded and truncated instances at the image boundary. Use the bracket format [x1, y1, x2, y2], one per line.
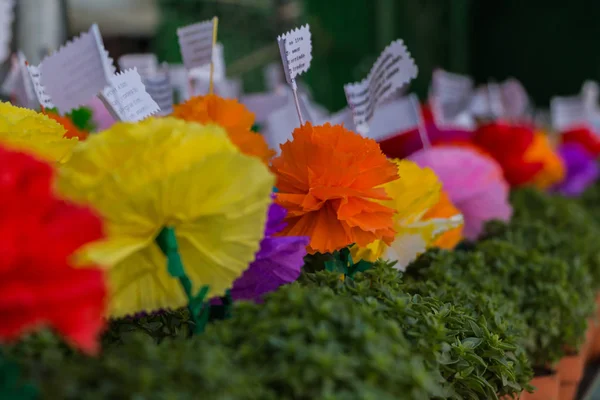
[149, 0, 600, 112]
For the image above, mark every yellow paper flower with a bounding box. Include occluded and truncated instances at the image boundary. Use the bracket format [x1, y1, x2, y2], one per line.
[523, 131, 565, 189]
[0, 102, 77, 163]
[56, 117, 275, 317]
[351, 160, 463, 268]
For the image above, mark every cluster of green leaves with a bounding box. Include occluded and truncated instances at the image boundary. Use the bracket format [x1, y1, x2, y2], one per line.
[7, 285, 442, 400]
[301, 264, 532, 399]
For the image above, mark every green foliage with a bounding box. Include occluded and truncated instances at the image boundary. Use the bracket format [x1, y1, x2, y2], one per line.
[302, 246, 375, 278]
[406, 240, 587, 368]
[8, 330, 266, 400]
[67, 107, 96, 132]
[0, 351, 37, 400]
[202, 284, 443, 400]
[301, 265, 532, 399]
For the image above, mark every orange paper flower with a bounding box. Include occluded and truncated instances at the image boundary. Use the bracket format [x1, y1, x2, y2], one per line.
[45, 112, 89, 141]
[422, 191, 464, 249]
[523, 131, 565, 190]
[271, 123, 399, 254]
[172, 94, 274, 164]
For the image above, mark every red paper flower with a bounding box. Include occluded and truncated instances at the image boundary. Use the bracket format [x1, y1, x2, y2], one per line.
[561, 127, 600, 158]
[472, 123, 544, 187]
[0, 146, 107, 354]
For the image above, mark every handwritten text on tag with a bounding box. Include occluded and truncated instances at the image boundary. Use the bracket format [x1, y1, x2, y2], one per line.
[177, 19, 215, 71]
[102, 69, 160, 122]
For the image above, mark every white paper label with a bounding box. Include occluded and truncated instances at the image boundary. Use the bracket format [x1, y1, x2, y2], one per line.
[0, 0, 15, 64]
[177, 18, 215, 71]
[500, 78, 529, 119]
[430, 69, 474, 122]
[26, 64, 55, 109]
[277, 24, 312, 86]
[265, 91, 313, 154]
[142, 70, 173, 116]
[39, 24, 113, 114]
[118, 53, 158, 77]
[344, 39, 418, 134]
[551, 95, 588, 132]
[1, 55, 19, 95]
[101, 69, 160, 122]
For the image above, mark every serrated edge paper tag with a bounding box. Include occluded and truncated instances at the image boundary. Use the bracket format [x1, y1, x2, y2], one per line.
[277, 25, 312, 87]
[142, 69, 173, 116]
[429, 69, 474, 124]
[101, 68, 160, 122]
[119, 53, 158, 77]
[39, 24, 114, 114]
[344, 39, 418, 135]
[551, 95, 588, 132]
[26, 63, 55, 109]
[177, 18, 215, 71]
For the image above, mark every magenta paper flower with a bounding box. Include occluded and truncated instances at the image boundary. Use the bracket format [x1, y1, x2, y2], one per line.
[86, 97, 116, 131]
[552, 142, 599, 197]
[222, 202, 309, 302]
[408, 145, 512, 240]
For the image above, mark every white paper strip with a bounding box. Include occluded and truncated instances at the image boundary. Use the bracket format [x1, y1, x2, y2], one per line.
[277, 25, 312, 87]
[551, 95, 588, 132]
[429, 69, 474, 127]
[101, 69, 160, 122]
[240, 92, 288, 124]
[118, 53, 158, 77]
[177, 18, 215, 71]
[501, 78, 529, 119]
[39, 24, 114, 114]
[142, 70, 173, 116]
[344, 40, 418, 135]
[26, 64, 55, 109]
[264, 92, 313, 154]
[0, 0, 15, 64]
[1, 55, 20, 95]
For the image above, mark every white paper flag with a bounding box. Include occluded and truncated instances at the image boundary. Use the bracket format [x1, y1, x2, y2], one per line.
[118, 53, 158, 77]
[0, 0, 15, 64]
[277, 25, 312, 87]
[26, 64, 55, 109]
[430, 69, 473, 115]
[142, 70, 173, 116]
[264, 92, 313, 154]
[101, 69, 160, 122]
[39, 24, 114, 114]
[344, 40, 418, 134]
[177, 18, 216, 71]
[551, 95, 588, 132]
[1, 53, 36, 108]
[500, 78, 529, 119]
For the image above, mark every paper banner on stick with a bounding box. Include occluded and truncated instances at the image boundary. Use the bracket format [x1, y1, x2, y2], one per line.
[0, 0, 15, 64]
[2, 53, 36, 108]
[101, 69, 160, 122]
[118, 53, 158, 77]
[142, 70, 173, 116]
[429, 69, 475, 128]
[39, 24, 114, 114]
[177, 18, 216, 71]
[550, 95, 588, 132]
[501, 78, 529, 119]
[26, 63, 55, 109]
[344, 40, 418, 134]
[277, 25, 312, 88]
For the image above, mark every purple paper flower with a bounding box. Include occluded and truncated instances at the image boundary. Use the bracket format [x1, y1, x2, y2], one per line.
[553, 142, 599, 197]
[216, 202, 309, 303]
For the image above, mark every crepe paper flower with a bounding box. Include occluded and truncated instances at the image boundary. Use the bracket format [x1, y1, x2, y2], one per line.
[44, 111, 89, 140]
[422, 190, 464, 249]
[409, 145, 512, 240]
[271, 122, 399, 254]
[522, 132, 565, 190]
[561, 126, 600, 157]
[350, 160, 463, 268]
[86, 96, 116, 131]
[56, 118, 275, 317]
[217, 202, 309, 302]
[473, 123, 543, 187]
[0, 146, 106, 354]
[552, 142, 600, 197]
[172, 94, 275, 165]
[0, 102, 77, 163]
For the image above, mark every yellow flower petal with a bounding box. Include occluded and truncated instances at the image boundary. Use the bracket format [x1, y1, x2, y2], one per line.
[58, 117, 275, 317]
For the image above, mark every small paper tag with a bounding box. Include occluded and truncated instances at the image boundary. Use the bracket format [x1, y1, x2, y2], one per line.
[265, 91, 313, 154]
[142, 69, 173, 116]
[551, 95, 588, 132]
[582, 80, 599, 112]
[500, 78, 529, 119]
[344, 39, 418, 134]
[101, 69, 160, 122]
[177, 18, 216, 71]
[429, 69, 474, 124]
[277, 24, 312, 86]
[118, 53, 158, 77]
[26, 63, 55, 109]
[39, 24, 114, 114]
[1, 55, 20, 95]
[0, 0, 15, 64]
